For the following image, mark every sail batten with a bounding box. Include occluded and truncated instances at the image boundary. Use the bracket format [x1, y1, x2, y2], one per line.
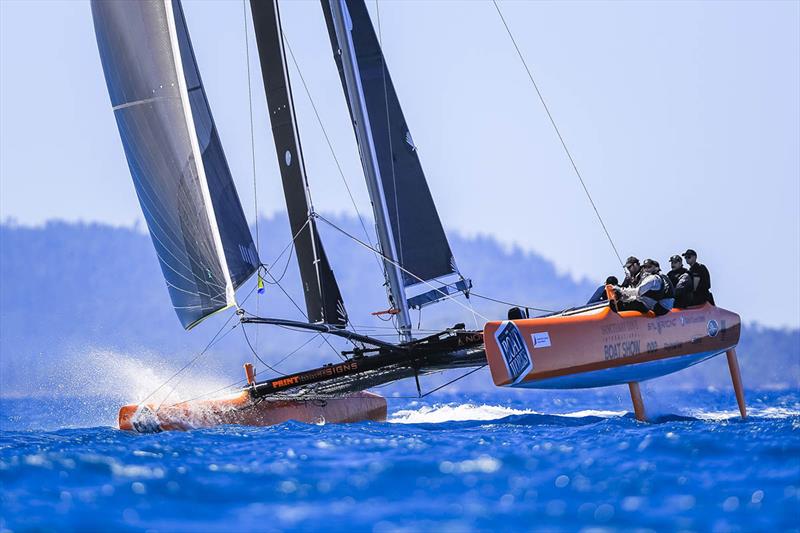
[92, 0, 258, 329]
[250, 0, 347, 326]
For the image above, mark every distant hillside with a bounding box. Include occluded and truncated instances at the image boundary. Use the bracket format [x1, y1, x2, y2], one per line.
[0, 217, 797, 396]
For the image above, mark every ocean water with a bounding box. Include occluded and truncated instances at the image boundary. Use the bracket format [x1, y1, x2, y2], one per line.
[1, 390, 798, 532]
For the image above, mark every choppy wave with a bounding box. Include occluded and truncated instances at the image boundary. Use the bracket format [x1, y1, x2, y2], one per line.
[1, 391, 798, 531]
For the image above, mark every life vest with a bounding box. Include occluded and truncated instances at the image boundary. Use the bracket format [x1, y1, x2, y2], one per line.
[642, 273, 674, 301]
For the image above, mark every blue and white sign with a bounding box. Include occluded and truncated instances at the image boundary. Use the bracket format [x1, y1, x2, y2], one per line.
[532, 332, 552, 349]
[495, 321, 533, 384]
[707, 319, 720, 337]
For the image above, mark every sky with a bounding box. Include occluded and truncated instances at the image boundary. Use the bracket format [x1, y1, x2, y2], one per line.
[1, 0, 798, 328]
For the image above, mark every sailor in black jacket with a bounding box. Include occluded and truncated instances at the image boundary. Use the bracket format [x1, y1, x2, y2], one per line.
[617, 259, 675, 316]
[683, 249, 715, 305]
[667, 254, 694, 308]
[621, 256, 643, 288]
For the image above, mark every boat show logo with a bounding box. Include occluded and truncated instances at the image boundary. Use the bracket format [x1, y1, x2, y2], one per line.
[707, 319, 720, 337]
[495, 321, 533, 384]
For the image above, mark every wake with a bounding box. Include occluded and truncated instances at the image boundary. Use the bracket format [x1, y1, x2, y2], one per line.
[388, 403, 800, 425]
[388, 403, 627, 424]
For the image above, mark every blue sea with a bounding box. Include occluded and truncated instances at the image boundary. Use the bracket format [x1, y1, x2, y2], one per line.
[1, 389, 798, 532]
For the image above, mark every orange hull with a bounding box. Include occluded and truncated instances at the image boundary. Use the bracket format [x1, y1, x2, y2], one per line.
[485, 303, 741, 389]
[119, 390, 387, 432]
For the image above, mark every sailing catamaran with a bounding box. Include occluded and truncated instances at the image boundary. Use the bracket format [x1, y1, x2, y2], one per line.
[92, 0, 746, 432]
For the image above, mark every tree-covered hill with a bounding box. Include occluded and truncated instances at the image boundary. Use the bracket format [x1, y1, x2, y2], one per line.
[0, 217, 797, 396]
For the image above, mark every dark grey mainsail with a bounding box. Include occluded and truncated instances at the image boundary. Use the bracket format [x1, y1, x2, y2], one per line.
[321, 0, 458, 288]
[92, 0, 258, 329]
[249, 0, 347, 326]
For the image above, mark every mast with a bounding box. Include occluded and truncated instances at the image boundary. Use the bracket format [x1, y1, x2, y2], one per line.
[327, 0, 412, 341]
[249, 0, 347, 326]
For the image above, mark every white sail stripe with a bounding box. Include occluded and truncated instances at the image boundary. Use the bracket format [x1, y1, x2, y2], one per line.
[164, 0, 236, 310]
[112, 94, 179, 111]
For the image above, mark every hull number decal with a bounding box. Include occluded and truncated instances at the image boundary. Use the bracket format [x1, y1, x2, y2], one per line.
[495, 321, 533, 384]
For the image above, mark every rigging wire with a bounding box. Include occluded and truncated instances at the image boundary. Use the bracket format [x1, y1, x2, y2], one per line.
[261, 244, 294, 286]
[316, 214, 490, 322]
[263, 218, 309, 280]
[154, 320, 241, 411]
[139, 305, 239, 407]
[242, 0, 261, 365]
[146, 278, 260, 411]
[417, 365, 487, 399]
[272, 333, 323, 368]
[171, 377, 248, 408]
[241, 322, 287, 376]
[491, 0, 624, 268]
[281, 34, 384, 276]
[378, 365, 487, 398]
[468, 291, 555, 314]
[260, 266, 348, 361]
[242, 1, 259, 256]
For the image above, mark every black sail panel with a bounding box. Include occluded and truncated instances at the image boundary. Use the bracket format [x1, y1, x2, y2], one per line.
[321, 0, 457, 286]
[92, 0, 258, 329]
[250, 0, 347, 326]
[172, 1, 259, 289]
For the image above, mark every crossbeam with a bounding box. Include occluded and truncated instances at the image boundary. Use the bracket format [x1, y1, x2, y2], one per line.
[240, 316, 403, 351]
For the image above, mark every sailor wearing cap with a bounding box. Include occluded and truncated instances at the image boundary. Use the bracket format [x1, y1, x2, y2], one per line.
[667, 254, 694, 308]
[682, 249, 715, 305]
[621, 256, 643, 288]
[617, 259, 675, 316]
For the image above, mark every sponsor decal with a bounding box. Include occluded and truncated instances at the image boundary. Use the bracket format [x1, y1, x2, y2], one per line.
[647, 318, 677, 334]
[707, 319, 720, 337]
[532, 332, 551, 348]
[495, 321, 533, 384]
[269, 361, 359, 390]
[680, 314, 706, 326]
[603, 340, 641, 361]
[601, 322, 638, 335]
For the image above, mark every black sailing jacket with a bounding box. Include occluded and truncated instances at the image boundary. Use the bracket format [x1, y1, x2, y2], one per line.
[668, 267, 694, 308]
[690, 262, 713, 305]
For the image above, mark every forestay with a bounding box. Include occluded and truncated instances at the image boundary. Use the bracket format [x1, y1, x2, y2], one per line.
[92, 0, 258, 329]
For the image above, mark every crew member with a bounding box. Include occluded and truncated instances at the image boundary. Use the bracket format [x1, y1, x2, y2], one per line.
[587, 276, 620, 304]
[667, 254, 694, 308]
[683, 249, 714, 305]
[617, 259, 675, 316]
[621, 256, 642, 288]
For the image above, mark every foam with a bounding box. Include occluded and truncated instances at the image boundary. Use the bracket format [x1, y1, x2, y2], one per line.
[388, 403, 536, 424]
